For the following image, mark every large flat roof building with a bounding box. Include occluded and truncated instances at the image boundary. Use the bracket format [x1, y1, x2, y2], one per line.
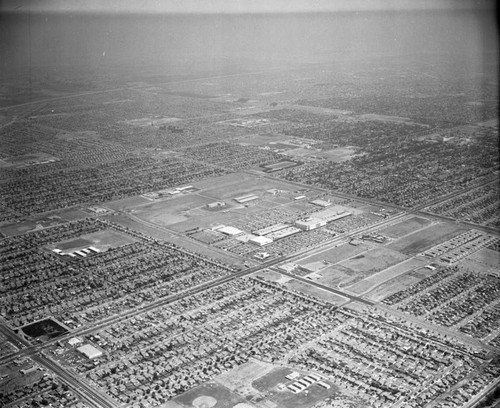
[249, 236, 273, 246]
[216, 226, 243, 236]
[77, 344, 103, 360]
[234, 194, 259, 204]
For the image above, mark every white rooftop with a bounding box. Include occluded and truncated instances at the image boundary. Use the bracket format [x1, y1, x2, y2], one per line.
[249, 236, 273, 246]
[77, 344, 103, 360]
[217, 226, 243, 236]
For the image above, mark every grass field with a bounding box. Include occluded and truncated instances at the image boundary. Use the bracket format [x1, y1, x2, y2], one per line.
[194, 172, 295, 201]
[345, 257, 428, 295]
[378, 216, 433, 239]
[174, 382, 244, 408]
[215, 360, 276, 392]
[106, 195, 151, 210]
[49, 228, 137, 252]
[252, 367, 292, 392]
[132, 194, 215, 227]
[386, 222, 465, 256]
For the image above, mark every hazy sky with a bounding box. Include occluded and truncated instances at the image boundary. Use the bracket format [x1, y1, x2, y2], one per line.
[1, 0, 494, 14]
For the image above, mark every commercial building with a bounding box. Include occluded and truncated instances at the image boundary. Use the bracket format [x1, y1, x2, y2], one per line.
[295, 218, 327, 231]
[216, 226, 243, 236]
[278, 263, 298, 273]
[296, 209, 352, 231]
[68, 337, 83, 347]
[254, 252, 270, 260]
[310, 199, 332, 207]
[249, 236, 273, 246]
[77, 344, 103, 360]
[207, 201, 225, 209]
[253, 223, 289, 236]
[265, 226, 301, 240]
[234, 194, 259, 204]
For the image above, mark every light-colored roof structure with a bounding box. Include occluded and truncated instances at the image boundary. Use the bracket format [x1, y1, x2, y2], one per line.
[249, 236, 273, 246]
[217, 226, 243, 236]
[77, 344, 103, 360]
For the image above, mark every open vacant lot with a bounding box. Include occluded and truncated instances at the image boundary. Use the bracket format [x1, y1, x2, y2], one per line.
[346, 256, 428, 295]
[215, 359, 276, 393]
[337, 247, 408, 277]
[379, 216, 433, 239]
[387, 222, 465, 256]
[48, 228, 137, 252]
[365, 267, 436, 302]
[296, 242, 371, 266]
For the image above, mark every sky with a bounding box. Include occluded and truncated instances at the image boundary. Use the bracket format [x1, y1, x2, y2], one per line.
[1, 0, 495, 14]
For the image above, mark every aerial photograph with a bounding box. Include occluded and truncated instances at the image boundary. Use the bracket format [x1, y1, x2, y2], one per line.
[0, 0, 498, 407]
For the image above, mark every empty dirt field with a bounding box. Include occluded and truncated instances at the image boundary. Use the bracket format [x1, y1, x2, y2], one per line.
[386, 222, 466, 256]
[365, 268, 436, 302]
[346, 257, 428, 295]
[378, 216, 433, 239]
[296, 242, 371, 266]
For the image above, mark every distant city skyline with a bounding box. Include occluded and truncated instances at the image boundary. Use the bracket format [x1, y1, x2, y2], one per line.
[1, 0, 494, 14]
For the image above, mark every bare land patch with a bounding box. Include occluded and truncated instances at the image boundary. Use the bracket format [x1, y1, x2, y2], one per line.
[460, 247, 500, 273]
[296, 242, 371, 266]
[346, 257, 428, 295]
[48, 228, 137, 253]
[386, 223, 466, 256]
[215, 359, 275, 393]
[365, 267, 436, 302]
[378, 216, 433, 239]
[337, 247, 408, 276]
